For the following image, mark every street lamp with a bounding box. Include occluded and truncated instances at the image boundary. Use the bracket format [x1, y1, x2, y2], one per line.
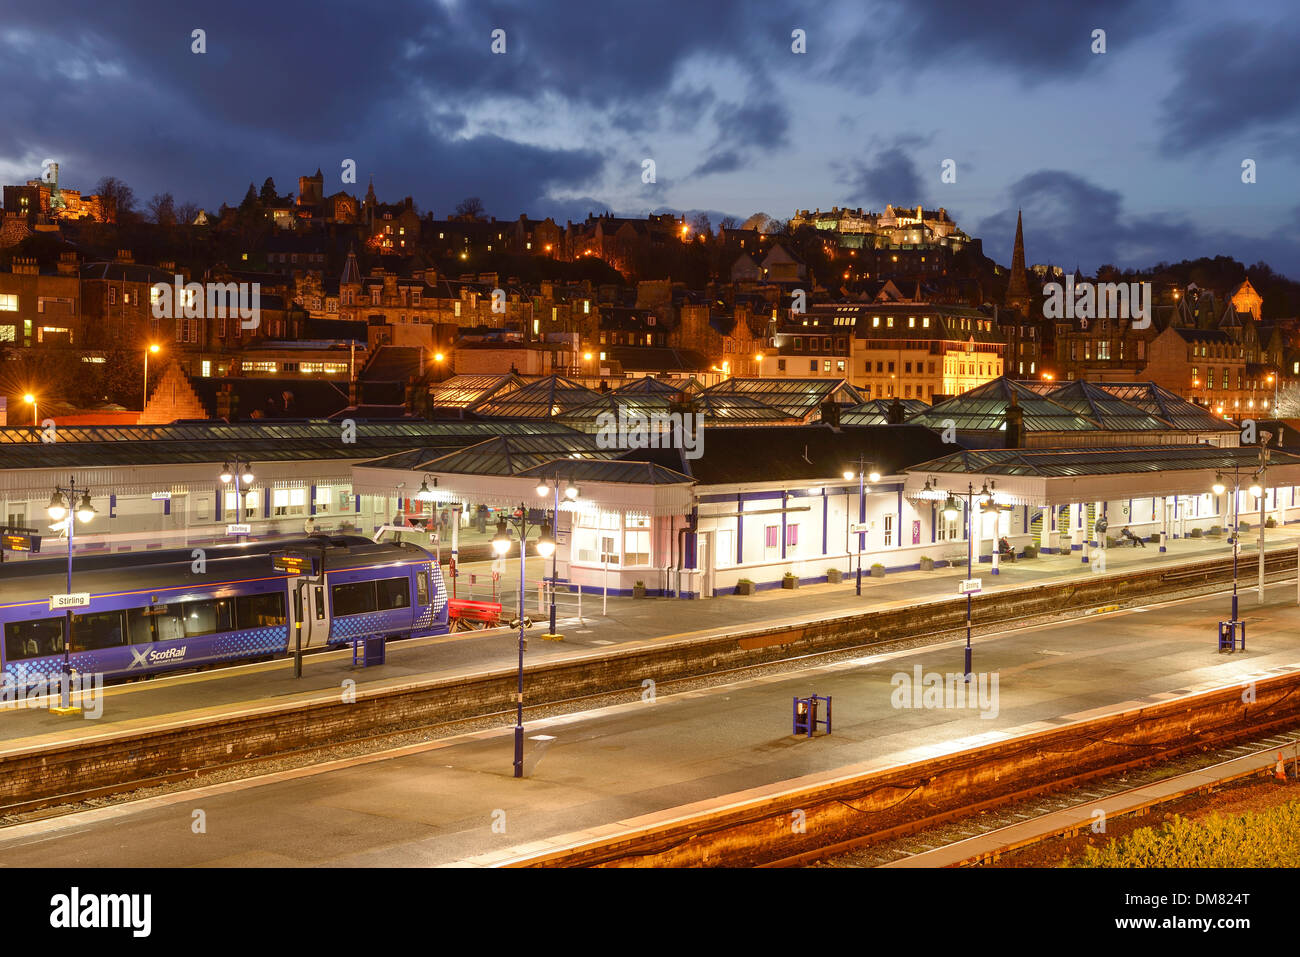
[24, 393, 36, 426]
[143, 343, 161, 413]
[843, 456, 881, 596]
[534, 474, 579, 638]
[938, 481, 992, 681]
[494, 504, 552, 778]
[220, 457, 255, 543]
[47, 478, 95, 713]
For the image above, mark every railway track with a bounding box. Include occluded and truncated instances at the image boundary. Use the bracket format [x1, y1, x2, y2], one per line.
[3, 552, 1297, 827]
[812, 728, 1300, 868]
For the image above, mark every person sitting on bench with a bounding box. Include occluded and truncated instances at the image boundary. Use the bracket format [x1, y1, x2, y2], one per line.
[997, 536, 1014, 559]
[1119, 526, 1146, 547]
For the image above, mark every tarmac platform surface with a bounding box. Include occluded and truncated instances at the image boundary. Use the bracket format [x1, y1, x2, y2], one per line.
[0, 527, 1291, 755]
[0, 573, 1297, 867]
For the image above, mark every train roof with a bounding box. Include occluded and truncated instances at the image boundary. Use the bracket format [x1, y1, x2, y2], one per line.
[0, 536, 433, 611]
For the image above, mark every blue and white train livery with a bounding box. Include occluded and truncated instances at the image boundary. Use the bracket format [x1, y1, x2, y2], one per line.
[0, 535, 449, 686]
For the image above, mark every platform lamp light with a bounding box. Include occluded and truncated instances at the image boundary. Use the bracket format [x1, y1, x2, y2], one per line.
[47, 479, 95, 714]
[535, 475, 580, 638]
[843, 457, 881, 597]
[938, 480, 993, 683]
[24, 393, 36, 426]
[143, 343, 161, 413]
[220, 458, 255, 543]
[492, 504, 554, 778]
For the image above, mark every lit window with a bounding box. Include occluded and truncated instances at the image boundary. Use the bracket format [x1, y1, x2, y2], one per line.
[0, 294, 16, 311]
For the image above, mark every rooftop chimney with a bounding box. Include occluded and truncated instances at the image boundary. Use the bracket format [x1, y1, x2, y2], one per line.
[1004, 393, 1024, 449]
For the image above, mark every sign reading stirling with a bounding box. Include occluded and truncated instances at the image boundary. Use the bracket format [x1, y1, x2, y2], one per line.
[271, 551, 315, 575]
[0, 526, 40, 552]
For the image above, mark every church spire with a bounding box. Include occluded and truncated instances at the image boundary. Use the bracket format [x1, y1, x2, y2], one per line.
[1005, 209, 1030, 313]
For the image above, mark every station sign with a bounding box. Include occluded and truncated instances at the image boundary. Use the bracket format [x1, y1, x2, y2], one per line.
[227, 523, 251, 535]
[958, 579, 982, 595]
[271, 551, 316, 575]
[1, 527, 40, 552]
[49, 592, 90, 610]
[151, 491, 172, 501]
[849, 523, 870, 534]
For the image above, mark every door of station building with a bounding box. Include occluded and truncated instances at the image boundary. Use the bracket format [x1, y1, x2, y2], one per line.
[696, 530, 714, 598]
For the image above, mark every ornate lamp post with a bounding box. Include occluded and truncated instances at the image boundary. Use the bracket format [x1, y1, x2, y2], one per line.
[493, 506, 555, 778]
[47, 479, 96, 713]
[220, 457, 255, 543]
[942, 480, 992, 682]
[842, 457, 880, 596]
[535, 475, 579, 639]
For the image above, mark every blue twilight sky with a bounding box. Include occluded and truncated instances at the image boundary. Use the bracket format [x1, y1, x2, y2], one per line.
[2, 0, 1299, 276]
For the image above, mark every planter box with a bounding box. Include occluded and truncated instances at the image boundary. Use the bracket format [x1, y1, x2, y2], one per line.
[919, 558, 935, 571]
[1022, 545, 1038, 559]
[735, 581, 756, 596]
[870, 567, 885, 578]
[826, 568, 843, 584]
[782, 576, 799, 590]
[632, 586, 646, 599]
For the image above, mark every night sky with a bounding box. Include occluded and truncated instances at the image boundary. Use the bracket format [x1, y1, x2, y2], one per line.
[3, 0, 1298, 276]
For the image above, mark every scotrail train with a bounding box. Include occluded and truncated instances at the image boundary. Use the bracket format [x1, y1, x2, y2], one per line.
[0, 535, 448, 686]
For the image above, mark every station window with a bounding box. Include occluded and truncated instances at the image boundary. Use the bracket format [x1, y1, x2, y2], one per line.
[272, 488, 307, 516]
[883, 514, 893, 547]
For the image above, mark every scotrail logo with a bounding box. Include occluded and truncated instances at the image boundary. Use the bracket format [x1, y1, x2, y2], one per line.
[150, 274, 260, 328]
[595, 409, 705, 460]
[1042, 277, 1152, 330]
[890, 665, 999, 719]
[0, 671, 103, 719]
[128, 645, 187, 669]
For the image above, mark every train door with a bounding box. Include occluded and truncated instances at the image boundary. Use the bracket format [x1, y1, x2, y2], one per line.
[287, 577, 331, 649]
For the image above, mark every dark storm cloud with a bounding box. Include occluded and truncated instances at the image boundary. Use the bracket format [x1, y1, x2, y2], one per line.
[690, 94, 790, 178]
[693, 151, 743, 177]
[880, 0, 1167, 80]
[1157, 20, 1300, 156]
[980, 171, 1300, 278]
[842, 147, 926, 208]
[0, 0, 795, 218]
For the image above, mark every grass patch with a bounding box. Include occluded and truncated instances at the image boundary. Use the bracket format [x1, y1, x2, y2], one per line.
[1064, 799, 1300, 867]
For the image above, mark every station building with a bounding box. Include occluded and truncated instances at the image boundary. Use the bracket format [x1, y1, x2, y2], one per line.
[350, 377, 1300, 598]
[9, 375, 1300, 603]
[0, 420, 574, 556]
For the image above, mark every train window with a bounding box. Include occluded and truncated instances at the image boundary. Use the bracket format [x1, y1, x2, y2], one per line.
[4, 618, 65, 661]
[71, 611, 126, 651]
[331, 581, 376, 617]
[376, 577, 410, 610]
[127, 605, 186, 644]
[235, 592, 287, 629]
[178, 599, 234, 638]
[416, 570, 429, 605]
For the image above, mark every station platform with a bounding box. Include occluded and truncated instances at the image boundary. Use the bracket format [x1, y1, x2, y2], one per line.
[0, 527, 1296, 756]
[0, 574, 1299, 866]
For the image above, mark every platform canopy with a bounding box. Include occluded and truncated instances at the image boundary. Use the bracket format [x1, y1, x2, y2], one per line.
[904, 445, 1300, 506]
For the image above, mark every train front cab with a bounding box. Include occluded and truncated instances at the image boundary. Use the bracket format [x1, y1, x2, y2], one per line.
[294, 546, 448, 651]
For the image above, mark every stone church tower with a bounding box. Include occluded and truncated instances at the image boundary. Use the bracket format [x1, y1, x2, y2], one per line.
[1004, 210, 1031, 315]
